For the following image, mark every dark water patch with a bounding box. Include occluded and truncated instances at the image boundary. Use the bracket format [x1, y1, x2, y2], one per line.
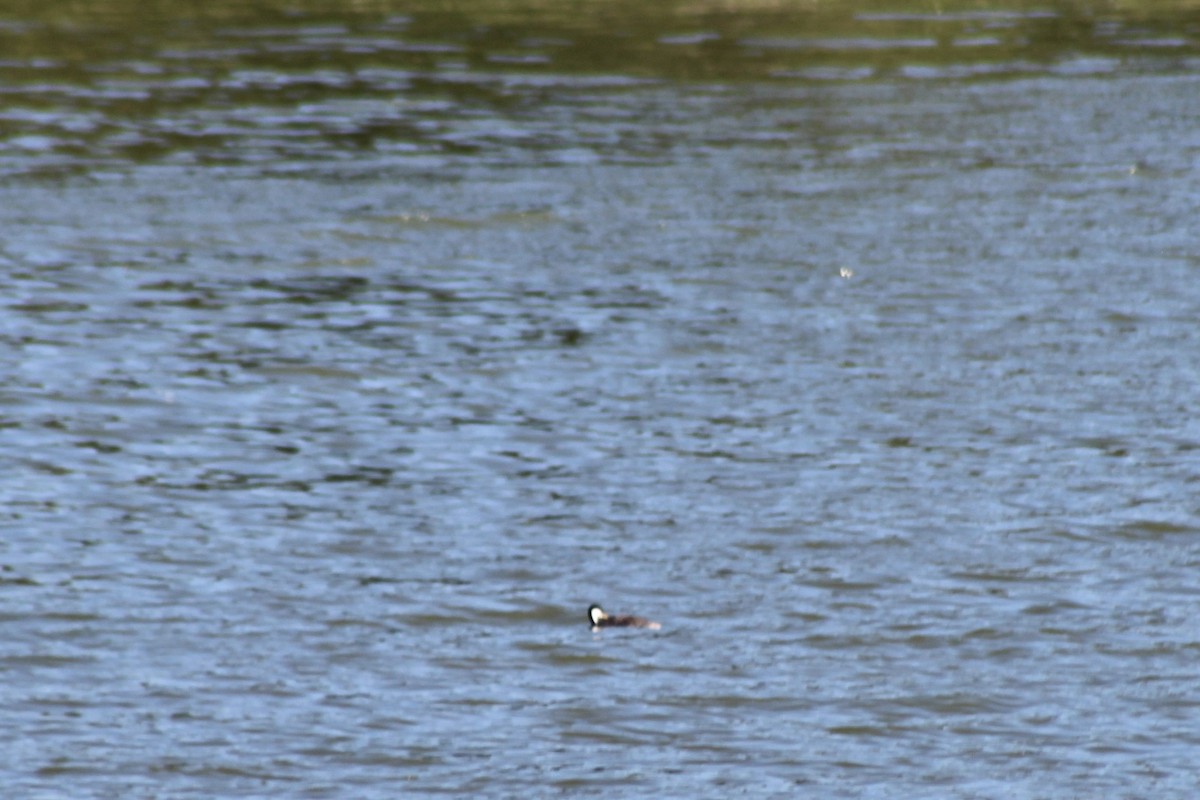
[1021, 598, 1092, 615]
[1, 653, 100, 668]
[34, 760, 108, 778]
[1112, 519, 1198, 541]
[826, 724, 917, 737]
[9, 301, 91, 313]
[883, 691, 1020, 716]
[394, 613, 471, 628]
[947, 568, 1066, 584]
[0, 573, 42, 587]
[515, 642, 623, 668]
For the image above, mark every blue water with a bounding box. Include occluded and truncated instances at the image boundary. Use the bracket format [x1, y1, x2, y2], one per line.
[2, 2, 1199, 797]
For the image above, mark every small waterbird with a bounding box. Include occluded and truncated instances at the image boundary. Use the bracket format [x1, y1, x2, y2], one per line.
[588, 604, 661, 630]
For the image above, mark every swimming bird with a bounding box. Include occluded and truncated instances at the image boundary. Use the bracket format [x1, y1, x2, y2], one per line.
[588, 604, 661, 630]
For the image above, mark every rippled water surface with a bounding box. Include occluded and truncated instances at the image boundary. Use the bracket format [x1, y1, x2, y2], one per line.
[3, 1, 1200, 797]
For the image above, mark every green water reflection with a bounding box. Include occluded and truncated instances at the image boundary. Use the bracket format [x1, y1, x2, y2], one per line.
[5, 0, 1197, 79]
[0, 0, 1196, 174]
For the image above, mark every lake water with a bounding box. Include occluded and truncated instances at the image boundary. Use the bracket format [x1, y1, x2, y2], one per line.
[2, 1, 1199, 797]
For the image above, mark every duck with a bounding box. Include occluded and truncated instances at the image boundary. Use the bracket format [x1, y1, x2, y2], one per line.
[588, 604, 661, 630]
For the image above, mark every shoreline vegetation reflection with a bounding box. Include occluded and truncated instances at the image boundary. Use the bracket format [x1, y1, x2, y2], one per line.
[0, 0, 1197, 175]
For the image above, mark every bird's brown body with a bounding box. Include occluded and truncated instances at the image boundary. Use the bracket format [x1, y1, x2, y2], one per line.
[588, 604, 661, 630]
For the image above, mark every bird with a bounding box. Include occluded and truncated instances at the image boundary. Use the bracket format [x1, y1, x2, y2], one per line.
[588, 604, 661, 630]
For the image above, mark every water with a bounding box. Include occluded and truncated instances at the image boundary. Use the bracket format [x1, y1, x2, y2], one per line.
[2, 1, 1200, 797]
